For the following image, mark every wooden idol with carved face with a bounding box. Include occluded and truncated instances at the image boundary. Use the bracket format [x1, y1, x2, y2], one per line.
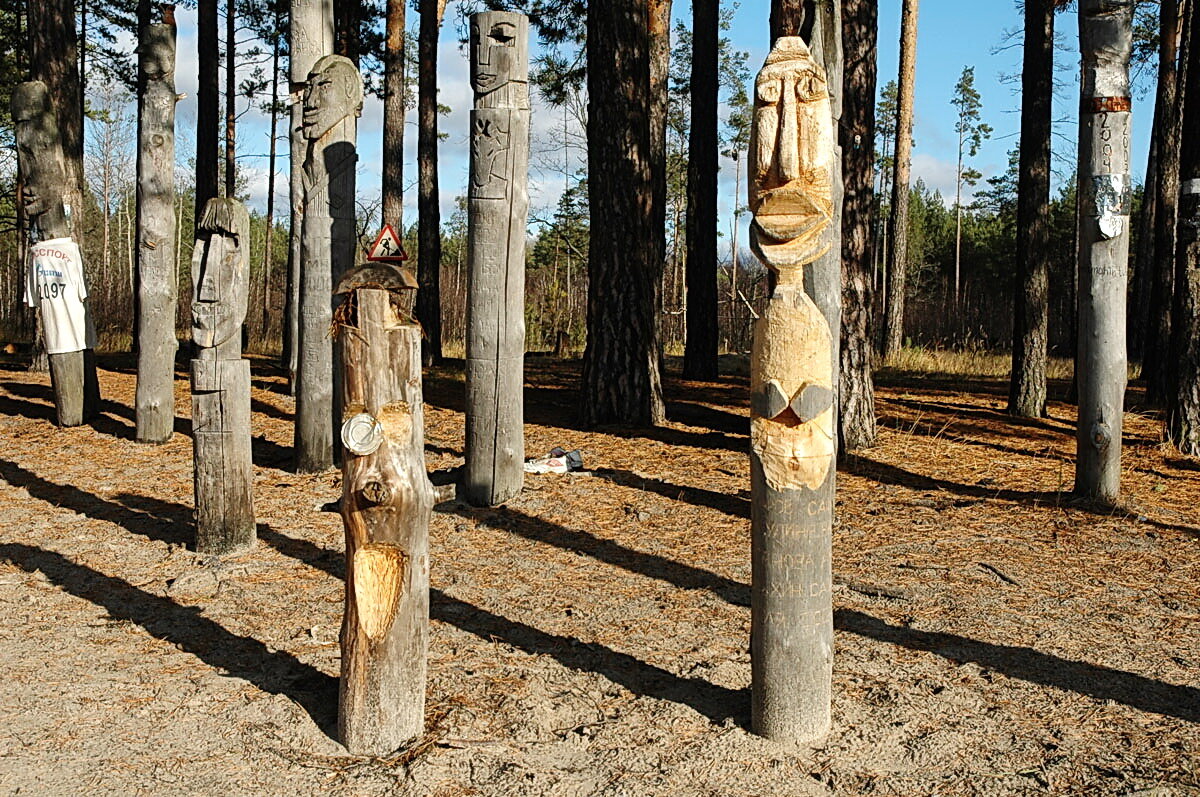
[747, 36, 835, 276]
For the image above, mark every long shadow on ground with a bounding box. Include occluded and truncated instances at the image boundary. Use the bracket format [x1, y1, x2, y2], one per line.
[4, 457, 1197, 726]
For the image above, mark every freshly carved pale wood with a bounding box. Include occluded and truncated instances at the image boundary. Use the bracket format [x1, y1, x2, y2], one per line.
[136, 21, 180, 444]
[295, 54, 361, 473]
[747, 35, 836, 745]
[12, 81, 100, 427]
[336, 288, 434, 755]
[464, 11, 529, 507]
[1075, 0, 1133, 503]
[191, 198, 255, 554]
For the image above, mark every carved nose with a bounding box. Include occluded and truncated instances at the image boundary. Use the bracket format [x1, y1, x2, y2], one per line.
[778, 75, 801, 183]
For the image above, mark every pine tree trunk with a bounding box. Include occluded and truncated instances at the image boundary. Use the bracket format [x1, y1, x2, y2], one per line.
[136, 21, 179, 443]
[224, 0, 236, 197]
[1145, 0, 1185, 405]
[197, 0, 220, 232]
[416, 0, 445, 366]
[582, 0, 666, 427]
[1128, 132, 1156, 363]
[335, 0, 359, 64]
[28, 0, 84, 226]
[1168, 1, 1200, 454]
[882, 0, 918, 361]
[382, 0, 405, 229]
[839, 0, 877, 451]
[682, 0, 719, 380]
[1075, 0, 1133, 503]
[1008, 0, 1054, 419]
[263, 25, 281, 341]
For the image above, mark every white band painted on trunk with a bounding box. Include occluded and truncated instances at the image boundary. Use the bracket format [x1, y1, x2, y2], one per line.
[1182, 179, 1200, 195]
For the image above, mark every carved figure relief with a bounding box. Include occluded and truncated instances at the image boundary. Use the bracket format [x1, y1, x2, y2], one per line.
[12, 82, 69, 237]
[471, 115, 511, 200]
[747, 36, 835, 271]
[301, 54, 362, 218]
[192, 199, 250, 362]
[470, 13, 530, 110]
[748, 36, 836, 492]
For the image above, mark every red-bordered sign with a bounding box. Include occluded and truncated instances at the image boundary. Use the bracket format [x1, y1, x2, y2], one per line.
[366, 224, 409, 262]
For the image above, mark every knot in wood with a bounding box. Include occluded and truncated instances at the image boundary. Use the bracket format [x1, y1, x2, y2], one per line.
[361, 481, 391, 506]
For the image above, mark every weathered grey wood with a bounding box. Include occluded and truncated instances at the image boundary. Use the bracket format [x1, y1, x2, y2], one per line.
[295, 54, 361, 473]
[136, 21, 179, 444]
[747, 35, 837, 744]
[1075, 0, 1133, 504]
[287, 0, 334, 391]
[12, 80, 99, 427]
[336, 288, 434, 755]
[191, 198, 255, 554]
[464, 11, 529, 507]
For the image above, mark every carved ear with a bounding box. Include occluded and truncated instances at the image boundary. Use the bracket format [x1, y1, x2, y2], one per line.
[752, 379, 791, 419]
[790, 383, 833, 423]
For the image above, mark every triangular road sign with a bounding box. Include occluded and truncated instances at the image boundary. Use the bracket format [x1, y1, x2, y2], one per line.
[366, 224, 408, 262]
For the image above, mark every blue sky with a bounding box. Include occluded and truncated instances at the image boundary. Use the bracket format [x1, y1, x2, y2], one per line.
[132, 1, 1156, 257]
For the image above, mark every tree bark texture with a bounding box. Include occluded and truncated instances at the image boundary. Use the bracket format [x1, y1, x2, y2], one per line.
[416, 0, 446, 367]
[136, 22, 179, 444]
[582, 0, 666, 427]
[650, 0, 671, 368]
[197, 0, 220, 234]
[334, 0, 360, 64]
[838, 0, 877, 451]
[287, 0, 336, 389]
[12, 81, 100, 427]
[337, 289, 434, 754]
[191, 199, 255, 554]
[1145, 0, 1186, 405]
[28, 0, 84, 221]
[1168, 0, 1200, 454]
[382, 0, 406, 230]
[747, 36, 837, 744]
[882, 0, 919, 361]
[683, 0, 719, 380]
[1075, 0, 1133, 503]
[295, 55, 361, 473]
[224, 0, 237, 198]
[464, 12, 529, 507]
[1008, 0, 1054, 419]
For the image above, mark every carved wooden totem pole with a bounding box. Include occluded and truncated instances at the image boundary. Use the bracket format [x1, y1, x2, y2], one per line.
[136, 16, 180, 443]
[747, 36, 837, 744]
[13, 81, 100, 427]
[464, 11, 530, 507]
[191, 199, 255, 554]
[295, 54, 361, 473]
[334, 265, 433, 755]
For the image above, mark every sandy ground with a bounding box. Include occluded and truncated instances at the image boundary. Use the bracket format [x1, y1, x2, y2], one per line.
[0, 354, 1197, 796]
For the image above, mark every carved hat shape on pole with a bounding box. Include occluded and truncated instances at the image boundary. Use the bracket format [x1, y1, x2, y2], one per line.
[12, 81, 67, 221]
[470, 12, 529, 98]
[302, 54, 364, 141]
[192, 198, 251, 350]
[748, 36, 835, 273]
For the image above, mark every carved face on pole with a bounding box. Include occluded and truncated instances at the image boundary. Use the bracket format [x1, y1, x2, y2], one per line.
[470, 12, 528, 98]
[11, 82, 67, 222]
[747, 37, 834, 275]
[302, 55, 363, 141]
[192, 199, 251, 350]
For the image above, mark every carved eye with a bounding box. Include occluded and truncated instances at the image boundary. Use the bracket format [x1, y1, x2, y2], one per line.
[490, 22, 517, 45]
[757, 79, 780, 103]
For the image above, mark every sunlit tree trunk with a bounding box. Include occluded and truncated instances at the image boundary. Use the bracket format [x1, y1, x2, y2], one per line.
[882, 0, 917, 361]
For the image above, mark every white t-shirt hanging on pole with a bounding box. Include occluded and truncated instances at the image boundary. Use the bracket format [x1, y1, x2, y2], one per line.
[24, 237, 97, 355]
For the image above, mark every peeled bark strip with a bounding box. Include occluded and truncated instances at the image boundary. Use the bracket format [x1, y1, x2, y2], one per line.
[747, 36, 837, 744]
[295, 54, 361, 473]
[1075, 0, 1133, 503]
[191, 198, 255, 554]
[136, 21, 179, 444]
[464, 11, 529, 507]
[337, 289, 434, 755]
[12, 81, 99, 427]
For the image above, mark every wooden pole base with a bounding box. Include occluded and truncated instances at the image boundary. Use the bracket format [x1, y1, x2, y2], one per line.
[192, 358, 255, 554]
[48, 350, 100, 427]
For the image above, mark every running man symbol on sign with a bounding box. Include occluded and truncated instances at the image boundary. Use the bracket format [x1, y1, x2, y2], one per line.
[367, 224, 409, 262]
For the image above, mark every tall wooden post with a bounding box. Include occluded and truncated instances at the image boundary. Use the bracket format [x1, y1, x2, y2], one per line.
[336, 284, 433, 755]
[12, 81, 100, 427]
[1075, 0, 1133, 503]
[464, 11, 529, 507]
[136, 17, 179, 444]
[191, 198, 255, 554]
[747, 36, 837, 744]
[295, 54, 361, 473]
[286, 0, 334, 389]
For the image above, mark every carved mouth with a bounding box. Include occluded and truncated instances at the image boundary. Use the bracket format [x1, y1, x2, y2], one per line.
[753, 188, 830, 241]
[475, 72, 498, 88]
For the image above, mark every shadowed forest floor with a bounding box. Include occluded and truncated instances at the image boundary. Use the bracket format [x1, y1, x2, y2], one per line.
[0, 354, 1197, 795]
